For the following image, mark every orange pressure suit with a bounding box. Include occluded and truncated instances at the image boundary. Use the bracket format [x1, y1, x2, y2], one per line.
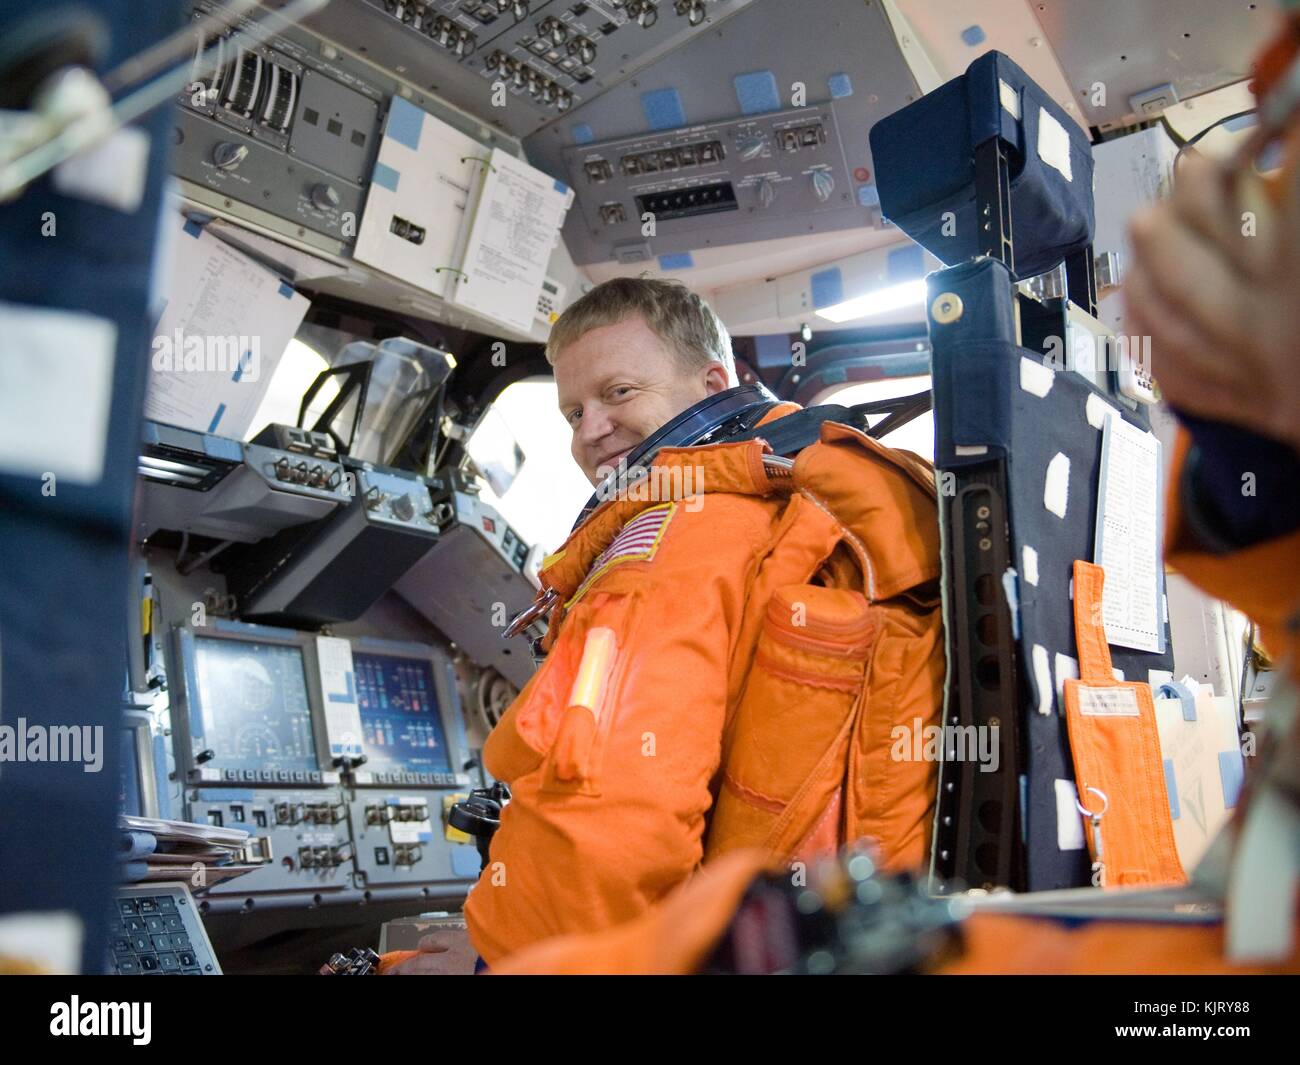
[455, 407, 946, 966]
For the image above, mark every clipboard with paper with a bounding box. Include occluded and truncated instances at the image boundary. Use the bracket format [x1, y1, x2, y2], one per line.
[446, 147, 574, 334]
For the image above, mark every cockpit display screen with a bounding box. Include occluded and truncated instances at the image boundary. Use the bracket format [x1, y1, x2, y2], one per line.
[192, 636, 319, 774]
[352, 652, 451, 775]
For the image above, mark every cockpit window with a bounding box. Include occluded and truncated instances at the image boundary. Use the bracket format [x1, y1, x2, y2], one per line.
[817, 375, 934, 462]
[475, 378, 593, 554]
[246, 337, 340, 441]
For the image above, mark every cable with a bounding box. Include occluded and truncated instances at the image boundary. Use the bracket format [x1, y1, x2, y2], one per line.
[1159, 113, 1187, 149]
[1173, 108, 1258, 175]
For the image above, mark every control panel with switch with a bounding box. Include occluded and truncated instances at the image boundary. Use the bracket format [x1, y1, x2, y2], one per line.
[559, 103, 856, 265]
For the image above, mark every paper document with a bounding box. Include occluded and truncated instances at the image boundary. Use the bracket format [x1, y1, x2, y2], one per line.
[353, 96, 482, 299]
[448, 147, 574, 333]
[1093, 410, 1165, 652]
[122, 814, 249, 849]
[317, 635, 364, 761]
[145, 215, 308, 439]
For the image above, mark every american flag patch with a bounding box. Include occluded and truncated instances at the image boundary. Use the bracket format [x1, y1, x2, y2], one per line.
[566, 502, 676, 607]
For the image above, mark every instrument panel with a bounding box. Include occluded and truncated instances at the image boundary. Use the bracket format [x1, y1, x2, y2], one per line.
[168, 620, 482, 902]
[302, 0, 761, 136]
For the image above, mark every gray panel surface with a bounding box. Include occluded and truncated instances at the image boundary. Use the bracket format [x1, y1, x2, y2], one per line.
[1034, 0, 1272, 130]
[302, 0, 760, 137]
[289, 69, 383, 179]
[524, 0, 921, 264]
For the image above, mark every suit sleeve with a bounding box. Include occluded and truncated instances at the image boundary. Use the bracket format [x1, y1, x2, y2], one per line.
[1165, 428, 1300, 666]
[463, 500, 766, 964]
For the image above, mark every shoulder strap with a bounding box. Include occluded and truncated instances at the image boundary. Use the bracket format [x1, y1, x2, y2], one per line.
[726, 392, 933, 457]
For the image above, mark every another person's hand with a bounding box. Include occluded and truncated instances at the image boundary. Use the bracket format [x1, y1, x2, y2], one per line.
[1124, 139, 1300, 454]
[380, 933, 453, 975]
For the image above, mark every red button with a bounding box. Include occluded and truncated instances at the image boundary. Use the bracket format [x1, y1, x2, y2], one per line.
[482, 517, 496, 534]
[853, 166, 871, 183]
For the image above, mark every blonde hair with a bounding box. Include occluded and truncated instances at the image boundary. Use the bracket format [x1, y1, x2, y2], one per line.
[545, 277, 736, 383]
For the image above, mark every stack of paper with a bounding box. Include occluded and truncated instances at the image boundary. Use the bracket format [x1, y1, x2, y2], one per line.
[119, 815, 265, 887]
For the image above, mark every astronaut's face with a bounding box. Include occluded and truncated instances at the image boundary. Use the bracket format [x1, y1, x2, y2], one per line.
[554, 314, 730, 486]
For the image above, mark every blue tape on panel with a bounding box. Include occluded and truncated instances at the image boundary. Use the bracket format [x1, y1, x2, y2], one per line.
[327, 672, 357, 704]
[1157, 681, 1197, 722]
[887, 244, 925, 282]
[183, 219, 203, 238]
[386, 97, 424, 151]
[372, 162, 400, 193]
[733, 70, 781, 115]
[810, 267, 844, 310]
[554, 178, 569, 195]
[961, 25, 987, 46]
[641, 88, 686, 131]
[827, 72, 854, 99]
[658, 252, 694, 270]
[1163, 759, 1180, 820]
[205, 435, 243, 461]
[857, 184, 880, 207]
[207, 404, 226, 433]
[571, 123, 594, 144]
[1218, 750, 1244, 808]
[231, 351, 251, 383]
[754, 334, 792, 368]
[198, 789, 254, 801]
[278, 280, 294, 299]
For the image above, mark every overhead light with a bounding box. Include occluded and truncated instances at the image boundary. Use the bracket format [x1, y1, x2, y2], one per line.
[815, 279, 928, 324]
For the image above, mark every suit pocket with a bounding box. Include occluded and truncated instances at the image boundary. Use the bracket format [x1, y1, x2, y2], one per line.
[706, 584, 875, 862]
[534, 590, 641, 799]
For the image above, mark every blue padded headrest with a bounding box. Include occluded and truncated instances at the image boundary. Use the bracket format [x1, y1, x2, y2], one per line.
[869, 51, 1095, 281]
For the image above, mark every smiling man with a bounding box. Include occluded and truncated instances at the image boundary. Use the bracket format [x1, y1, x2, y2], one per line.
[440, 277, 942, 971]
[551, 279, 736, 486]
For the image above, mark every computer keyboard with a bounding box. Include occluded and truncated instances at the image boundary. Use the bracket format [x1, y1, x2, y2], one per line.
[109, 883, 222, 975]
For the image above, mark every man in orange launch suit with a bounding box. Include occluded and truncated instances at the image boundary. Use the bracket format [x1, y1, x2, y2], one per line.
[457, 277, 944, 968]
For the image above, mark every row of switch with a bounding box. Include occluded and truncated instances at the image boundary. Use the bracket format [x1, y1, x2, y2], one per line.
[382, 2, 478, 56]
[210, 767, 328, 784]
[365, 802, 430, 825]
[276, 800, 347, 826]
[297, 844, 351, 868]
[272, 455, 342, 489]
[615, 139, 725, 179]
[484, 52, 575, 111]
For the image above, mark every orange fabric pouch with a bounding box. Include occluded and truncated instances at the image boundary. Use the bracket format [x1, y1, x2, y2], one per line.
[1061, 561, 1184, 888]
[706, 583, 876, 864]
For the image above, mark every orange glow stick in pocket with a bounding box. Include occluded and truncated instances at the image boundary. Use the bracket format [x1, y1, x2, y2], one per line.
[553, 627, 618, 783]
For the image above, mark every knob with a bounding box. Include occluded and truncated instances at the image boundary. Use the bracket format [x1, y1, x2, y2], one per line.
[736, 131, 765, 162]
[389, 494, 416, 522]
[364, 486, 386, 511]
[310, 183, 340, 210]
[756, 177, 777, 208]
[211, 141, 248, 171]
[810, 167, 835, 203]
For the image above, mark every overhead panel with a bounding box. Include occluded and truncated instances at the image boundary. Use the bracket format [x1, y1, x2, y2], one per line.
[526, 0, 922, 266]
[300, 0, 760, 137]
[1033, 0, 1272, 130]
